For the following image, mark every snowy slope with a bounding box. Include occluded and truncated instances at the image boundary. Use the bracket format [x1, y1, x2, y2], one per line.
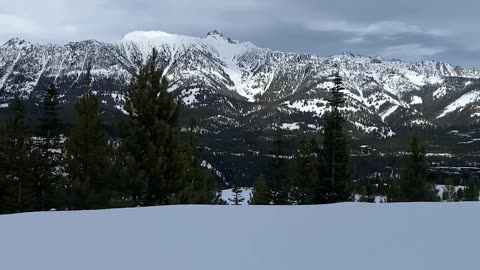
[437, 90, 480, 118]
[0, 203, 478, 270]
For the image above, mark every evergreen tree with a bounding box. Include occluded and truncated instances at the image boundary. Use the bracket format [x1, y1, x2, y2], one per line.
[173, 120, 219, 204]
[229, 182, 244, 205]
[321, 72, 351, 203]
[456, 188, 464, 201]
[399, 134, 437, 202]
[358, 184, 369, 202]
[376, 181, 387, 196]
[65, 66, 111, 209]
[249, 175, 270, 205]
[118, 48, 190, 206]
[33, 84, 63, 211]
[0, 98, 35, 213]
[0, 123, 8, 213]
[386, 180, 402, 202]
[292, 136, 318, 204]
[464, 180, 479, 201]
[267, 128, 290, 205]
[39, 84, 62, 147]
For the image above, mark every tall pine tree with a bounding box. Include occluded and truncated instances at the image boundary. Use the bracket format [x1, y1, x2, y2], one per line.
[229, 182, 245, 205]
[399, 134, 437, 202]
[0, 123, 7, 213]
[65, 66, 111, 209]
[118, 48, 190, 206]
[292, 136, 319, 204]
[267, 128, 291, 205]
[321, 72, 351, 203]
[0, 98, 35, 213]
[249, 175, 270, 205]
[172, 119, 220, 204]
[464, 178, 479, 201]
[33, 84, 63, 211]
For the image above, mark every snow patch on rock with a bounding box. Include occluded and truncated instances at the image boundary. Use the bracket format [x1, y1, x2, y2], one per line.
[437, 90, 480, 118]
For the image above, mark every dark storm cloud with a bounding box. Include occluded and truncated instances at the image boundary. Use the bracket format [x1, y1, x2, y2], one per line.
[0, 0, 479, 67]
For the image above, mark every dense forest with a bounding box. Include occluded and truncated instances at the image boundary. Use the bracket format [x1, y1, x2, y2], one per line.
[0, 49, 478, 214]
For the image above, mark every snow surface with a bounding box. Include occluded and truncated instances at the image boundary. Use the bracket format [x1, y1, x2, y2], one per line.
[433, 86, 449, 99]
[285, 99, 328, 116]
[410, 95, 423, 105]
[0, 203, 478, 270]
[181, 88, 200, 106]
[353, 122, 379, 134]
[280, 122, 301, 130]
[404, 71, 427, 87]
[437, 90, 480, 118]
[410, 119, 432, 126]
[380, 105, 399, 121]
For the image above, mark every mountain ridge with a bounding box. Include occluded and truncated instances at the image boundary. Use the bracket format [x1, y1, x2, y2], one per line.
[1, 30, 480, 154]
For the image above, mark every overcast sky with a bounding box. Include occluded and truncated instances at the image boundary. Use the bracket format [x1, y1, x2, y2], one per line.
[1, 0, 479, 67]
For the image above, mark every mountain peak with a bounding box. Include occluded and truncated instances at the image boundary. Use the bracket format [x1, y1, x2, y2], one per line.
[206, 30, 224, 38]
[4, 37, 24, 45]
[2, 37, 31, 49]
[205, 30, 238, 44]
[341, 52, 356, 57]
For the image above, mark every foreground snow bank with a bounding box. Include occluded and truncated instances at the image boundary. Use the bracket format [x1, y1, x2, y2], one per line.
[1, 203, 479, 270]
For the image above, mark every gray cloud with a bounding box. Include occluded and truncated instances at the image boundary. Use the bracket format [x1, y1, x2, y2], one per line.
[0, 0, 479, 67]
[305, 20, 445, 37]
[380, 44, 445, 62]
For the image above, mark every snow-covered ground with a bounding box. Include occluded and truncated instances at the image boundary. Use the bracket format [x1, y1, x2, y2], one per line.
[0, 203, 478, 270]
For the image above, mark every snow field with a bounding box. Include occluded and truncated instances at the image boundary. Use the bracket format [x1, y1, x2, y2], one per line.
[0, 203, 478, 270]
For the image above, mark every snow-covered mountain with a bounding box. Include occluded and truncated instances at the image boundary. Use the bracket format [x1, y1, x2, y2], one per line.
[1, 30, 479, 139]
[3, 30, 480, 180]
